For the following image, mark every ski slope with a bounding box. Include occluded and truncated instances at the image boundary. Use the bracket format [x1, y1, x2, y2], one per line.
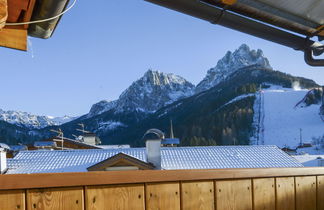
[255, 88, 323, 149]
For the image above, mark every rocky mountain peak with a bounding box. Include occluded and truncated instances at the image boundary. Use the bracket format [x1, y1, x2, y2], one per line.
[87, 70, 195, 116]
[196, 44, 272, 93]
[116, 70, 195, 112]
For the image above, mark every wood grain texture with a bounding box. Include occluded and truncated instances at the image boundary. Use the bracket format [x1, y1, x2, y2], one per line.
[216, 179, 252, 210]
[295, 176, 316, 210]
[317, 176, 324, 210]
[181, 181, 214, 210]
[86, 184, 145, 210]
[253, 178, 275, 210]
[27, 187, 84, 210]
[0, 190, 25, 210]
[1, 168, 324, 190]
[0, 27, 27, 50]
[146, 182, 180, 210]
[0, 0, 7, 29]
[276, 177, 295, 210]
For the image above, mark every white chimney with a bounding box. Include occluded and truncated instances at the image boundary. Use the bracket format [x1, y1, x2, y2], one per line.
[146, 139, 161, 169]
[0, 149, 7, 174]
[144, 129, 164, 169]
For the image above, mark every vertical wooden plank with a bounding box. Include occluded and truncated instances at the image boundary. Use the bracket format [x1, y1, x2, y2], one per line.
[86, 184, 145, 210]
[146, 182, 180, 210]
[276, 177, 295, 210]
[295, 176, 316, 210]
[253, 178, 275, 210]
[27, 187, 84, 210]
[0, 190, 25, 210]
[216, 179, 252, 210]
[181, 181, 214, 210]
[317, 176, 324, 210]
[22, 0, 36, 29]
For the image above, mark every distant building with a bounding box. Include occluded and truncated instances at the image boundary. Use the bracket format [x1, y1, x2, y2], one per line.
[82, 133, 101, 145]
[36, 136, 102, 150]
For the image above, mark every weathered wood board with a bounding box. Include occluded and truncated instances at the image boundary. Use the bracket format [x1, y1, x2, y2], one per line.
[86, 184, 145, 210]
[146, 182, 180, 210]
[253, 178, 275, 210]
[317, 176, 324, 210]
[295, 176, 316, 210]
[0, 190, 25, 210]
[276, 177, 295, 210]
[181, 181, 215, 210]
[216, 179, 252, 210]
[27, 187, 84, 210]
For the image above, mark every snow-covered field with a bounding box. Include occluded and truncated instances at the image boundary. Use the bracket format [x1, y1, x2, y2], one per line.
[253, 87, 324, 153]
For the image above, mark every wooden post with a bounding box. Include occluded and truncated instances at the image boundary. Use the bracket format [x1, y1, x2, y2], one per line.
[0, 0, 7, 29]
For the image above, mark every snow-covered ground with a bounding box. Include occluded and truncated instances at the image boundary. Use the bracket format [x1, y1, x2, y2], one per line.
[292, 154, 324, 167]
[252, 87, 324, 155]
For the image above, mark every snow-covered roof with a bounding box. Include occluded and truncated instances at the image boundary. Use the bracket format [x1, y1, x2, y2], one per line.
[7, 145, 302, 174]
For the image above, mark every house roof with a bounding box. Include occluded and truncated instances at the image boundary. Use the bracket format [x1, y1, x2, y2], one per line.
[6, 145, 303, 174]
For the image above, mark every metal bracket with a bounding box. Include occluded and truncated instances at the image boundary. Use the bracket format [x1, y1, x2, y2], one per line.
[304, 49, 324, 67]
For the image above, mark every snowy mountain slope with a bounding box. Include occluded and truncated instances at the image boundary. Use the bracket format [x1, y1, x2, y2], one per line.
[196, 44, 272, 93]
[0, 109, 76, 129]
[252, 87, 324, 149]
[87, 69, 195, 117]
[87, 100, 117, 118]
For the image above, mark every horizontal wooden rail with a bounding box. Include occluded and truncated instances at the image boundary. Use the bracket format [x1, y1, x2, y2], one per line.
[1, 167, 324, 190]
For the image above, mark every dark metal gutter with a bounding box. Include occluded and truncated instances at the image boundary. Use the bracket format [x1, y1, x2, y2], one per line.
[28, 0, 70, 39]
[145, 0, 324, 66]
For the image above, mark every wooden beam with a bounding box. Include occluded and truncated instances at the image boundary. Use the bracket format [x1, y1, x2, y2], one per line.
[0, 0, 7, 29]
[0, 27, 27, 50]
[1, 168, 324, 190]
[6, 0, 29, 23]
[22, 0, 35, 29]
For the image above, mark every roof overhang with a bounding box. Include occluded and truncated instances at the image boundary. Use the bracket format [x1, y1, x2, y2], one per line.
[0, 0, 69, 51]
[145, 0, 324, 66]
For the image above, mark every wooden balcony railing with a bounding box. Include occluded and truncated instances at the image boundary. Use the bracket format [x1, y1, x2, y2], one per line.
[0, 167, 324, 210]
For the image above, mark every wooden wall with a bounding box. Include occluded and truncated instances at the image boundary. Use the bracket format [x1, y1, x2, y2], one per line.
[0, 175, 323, 210]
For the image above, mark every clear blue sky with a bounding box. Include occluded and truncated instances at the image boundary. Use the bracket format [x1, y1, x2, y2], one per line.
[1, 0, 323, 117]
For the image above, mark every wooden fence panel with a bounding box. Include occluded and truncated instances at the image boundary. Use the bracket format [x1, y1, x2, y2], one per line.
[181, 181, 214, 210]
[253, 178, 275, 210]
[276, 177, 295, 210]
[317, 176, 324, 210]
[27, 187, 83, 210]
[295, 176, 316, 210]
[146, 182, 180, 210]
[0, 190, 25, 210]
[216, 179, 252, 210]
[85, 184, 145, 210]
